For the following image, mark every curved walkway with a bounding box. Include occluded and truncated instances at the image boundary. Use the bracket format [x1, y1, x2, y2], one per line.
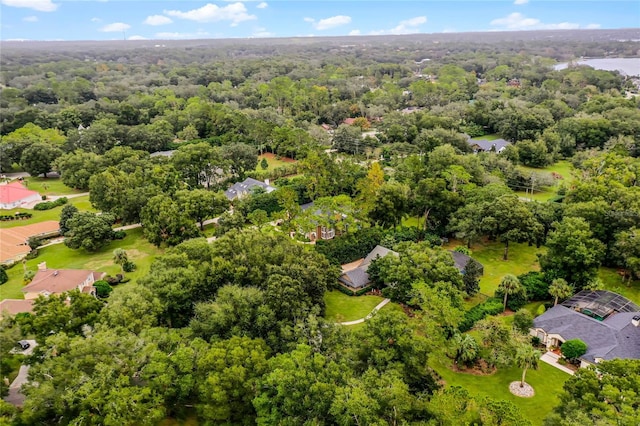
[337, 298, 391, 326]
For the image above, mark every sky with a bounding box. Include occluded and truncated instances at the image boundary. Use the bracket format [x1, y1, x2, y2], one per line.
[0, 0, 638, 41]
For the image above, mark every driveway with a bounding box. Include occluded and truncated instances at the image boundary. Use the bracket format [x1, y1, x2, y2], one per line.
[4, 340, 37, 407]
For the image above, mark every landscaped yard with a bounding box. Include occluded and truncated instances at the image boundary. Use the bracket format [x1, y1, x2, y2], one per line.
[0, 195, 95, 229]
[470, 133, 501, 141]
[445, 239, 543, 297]
[430, 355, 570, 426]
[255, 153, 297, 171]
[21, 177, 84, 196]
[324, 290, 385, 323]
[515, 160, 573, 202]
[0, 228, 162, 300]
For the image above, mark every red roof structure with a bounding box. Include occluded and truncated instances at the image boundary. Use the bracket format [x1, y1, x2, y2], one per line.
[0, 182, 40, 208]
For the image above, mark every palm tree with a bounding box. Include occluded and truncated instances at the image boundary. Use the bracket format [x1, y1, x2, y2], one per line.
[112, 248, 129, 274]
[497, 274, 522, 312]
[452, 333, 479, 366]
[515, 342, 540, 387]
[549, 278, 573, 306]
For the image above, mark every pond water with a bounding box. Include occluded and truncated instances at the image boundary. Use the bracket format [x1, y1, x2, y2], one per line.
[554, 58, 640, 76]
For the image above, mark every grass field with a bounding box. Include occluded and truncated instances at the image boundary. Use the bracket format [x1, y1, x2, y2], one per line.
[324, 290, 385, 323]
[0, 195, 95, 229]
[446, 239, 543, 297]
[255, 153, 297, 171]
[21, 177, 84, 196]
[0, 228, 162, 300]
[470, 133, 501, 141]
[515, 161, 573, 202]
[430, 355, 570, 426]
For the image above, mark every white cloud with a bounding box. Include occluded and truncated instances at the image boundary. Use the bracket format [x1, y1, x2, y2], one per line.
[127, 35, 147, 40]
[91, 17, 101, 23]
[305, 15, 352, 30]
[514, 0, 529, 4]
[490, 12, 588, 30]
[144, 15, 172, 26]
[349, 29, 361, 36]
[155, 31, 210, 39]
[586, 23, 601, 29]
[256, 2, 268, 9]
[251, 27, 274, 37]
[490, 13, 539, 29]
[370, 16, 427, 35]
[164, 3, 256, 26]
[100, 22, 131, 32]
[23, 15, 38, 22]
[0, 0, 57, 12]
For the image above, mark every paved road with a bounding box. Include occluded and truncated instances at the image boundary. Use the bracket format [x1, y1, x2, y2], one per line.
[338, 298, 391, 326]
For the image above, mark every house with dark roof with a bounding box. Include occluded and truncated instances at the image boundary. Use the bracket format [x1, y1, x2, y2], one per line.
[224, 178, 276, 201]
[449, 251, 484, 275]
[338, 245, 398, 291]
[467, 138, 511, 154]
[531, 290, 640, 368]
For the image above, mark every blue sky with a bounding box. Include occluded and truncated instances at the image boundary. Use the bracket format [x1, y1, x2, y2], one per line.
[0, 1, 638, 41]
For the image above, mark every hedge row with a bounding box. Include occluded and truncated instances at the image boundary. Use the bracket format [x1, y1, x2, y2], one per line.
[458, 298, 505, 332]
[0, 212, 32, 221]
[34, 197, 68, 211]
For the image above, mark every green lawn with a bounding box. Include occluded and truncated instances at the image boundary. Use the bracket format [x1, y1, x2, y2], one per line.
[324, 290, 385, 323]
[515, 161, 573, 202]
[0, 228, 162, 301]
[255, 153, 297, 172]
[446, 239, 543, 297]
[430, 355, 570, 426]
[470, 133, 501, 141]
[0, 195, 95, 229]
[21, 177, 84, 196]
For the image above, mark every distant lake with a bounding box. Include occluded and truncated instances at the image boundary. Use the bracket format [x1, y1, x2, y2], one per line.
[554, 58, 640, 76]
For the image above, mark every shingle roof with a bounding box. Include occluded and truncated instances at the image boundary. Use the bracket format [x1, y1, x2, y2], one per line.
[338, 245, 398, 289]
[533, 305, 640, 362]
[449, 250, 483, 274]
[0, 221, 60, 264]
[0, 299, 34, 318]
[224, 178, 276, 200]
[468, 138, 511, 152]
[22, 269, 102, 295]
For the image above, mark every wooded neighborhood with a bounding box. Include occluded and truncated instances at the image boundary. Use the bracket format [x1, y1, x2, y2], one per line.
[0, 26, 639, 426]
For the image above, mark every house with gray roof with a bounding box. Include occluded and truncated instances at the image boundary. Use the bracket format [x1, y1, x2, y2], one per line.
[338, 245, 398, 291]
[224, 178, 276, 201]
[531, 290, 640, 368]
[449, 251, 484, 275]
[467, 138, 511, 153]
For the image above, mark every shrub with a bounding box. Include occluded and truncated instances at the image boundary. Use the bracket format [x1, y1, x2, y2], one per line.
[454, 246, 472, 256]
[25, 249, 39, 260]
[494, 286, 527, 311]
[0, 267, 7, 285]
[27, 237, 42, 250]
[113, 230, 127, 240]
[459, 298, 504, 332]
[93, 280, 113, 298]
[531, 336, 541, 346]
[104, 275, 121, 285]
[536, 304, 546, 316]
[0, 212, 33, 221]
[561, 339, 587, 361]
[122, 261, 136, 273]
[23, 270, 36, 284]
[33, 197, 68, 211]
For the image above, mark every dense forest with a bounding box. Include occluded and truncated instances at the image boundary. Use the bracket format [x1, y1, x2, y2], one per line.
[0, 30, 639, 425]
